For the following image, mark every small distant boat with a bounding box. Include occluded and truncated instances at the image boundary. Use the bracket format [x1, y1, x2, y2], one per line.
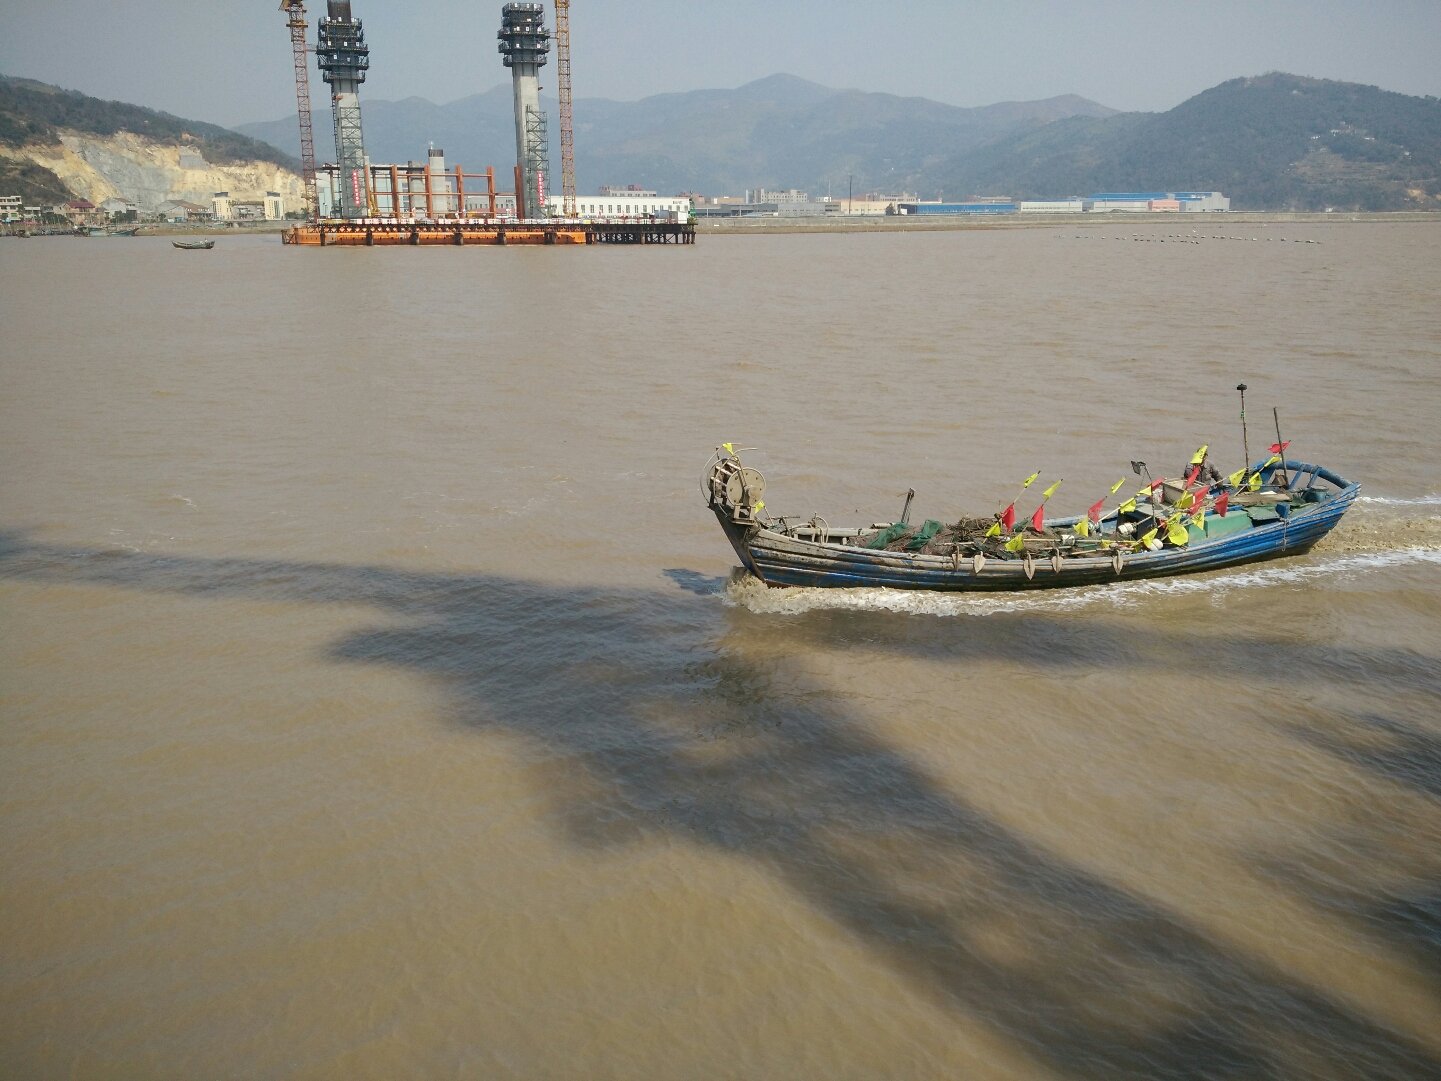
[704, 446, 1357, 591]
[172, 239, 215, 250]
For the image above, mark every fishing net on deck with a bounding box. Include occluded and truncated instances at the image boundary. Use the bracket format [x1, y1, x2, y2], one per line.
[861, 516, 1016, 553]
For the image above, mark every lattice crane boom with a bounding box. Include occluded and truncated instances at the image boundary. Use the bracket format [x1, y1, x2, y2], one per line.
[554, 0, 576, 218]
[280, 0, 319, 222]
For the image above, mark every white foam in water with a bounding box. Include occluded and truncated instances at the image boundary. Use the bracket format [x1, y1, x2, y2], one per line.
[726, 548, 1441, 618]
[1357, 495, 1441, 507]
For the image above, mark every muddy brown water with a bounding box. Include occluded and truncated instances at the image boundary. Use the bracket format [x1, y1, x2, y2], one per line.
[2, 223, 1439, 1079]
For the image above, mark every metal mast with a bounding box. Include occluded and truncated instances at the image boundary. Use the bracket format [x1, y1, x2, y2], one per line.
[279, 1, 319, 222]
[317, 0, 371, 219]
[553, 0, 576, 218]
[498, 3, 551, 219]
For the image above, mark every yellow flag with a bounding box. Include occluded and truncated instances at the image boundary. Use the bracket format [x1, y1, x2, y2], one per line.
[1021, 471, 1040, 490]
[753, 500, 764, 511]
[1190, 444, 1209, 465]
[1004, 533, 1026, 553]
[1139, 527, 1158, 547]
[722, 442, 734, 454]
[1118, 497, 1137, 514]
[1041, 479, 1063, 500]
[1167, 520, 1191, 545]
[1176, 490, 1194, 509]
[1136, 486, 1153, 500]
[1227, 468, 1246, 488]
[1110, 477, 1127, 494]
[1075, 518, 1090, 538]
[1264, 454, 1282, 468]
[984, 521, 1001, 538]
[1248, 472, 1262, 491]
[1190, 508, 1205, 528]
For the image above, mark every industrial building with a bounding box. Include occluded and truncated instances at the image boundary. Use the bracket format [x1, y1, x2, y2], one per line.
[1085, 191, 1231, 212]
[889, 191, 1230, 216]
[211, 192, 285, 221]
[895, 201, 1019, 215]
[548, 193, 691, 220]
[278, 0, 693, 246]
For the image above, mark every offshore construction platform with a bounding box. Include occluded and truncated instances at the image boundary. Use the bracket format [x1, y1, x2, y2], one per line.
[277, 1, 692, 246]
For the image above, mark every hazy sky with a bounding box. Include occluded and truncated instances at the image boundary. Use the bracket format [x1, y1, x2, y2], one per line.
[3, 1, 1439, 127]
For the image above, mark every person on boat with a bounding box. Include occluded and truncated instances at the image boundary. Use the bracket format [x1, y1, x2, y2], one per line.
[1185, 449, 1222, 485]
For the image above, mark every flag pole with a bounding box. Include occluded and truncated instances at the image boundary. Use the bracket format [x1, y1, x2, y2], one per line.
[996, 472, 1040, 532]
[1236, 383, 1250, 475]
[1272, 406, 1289, 488]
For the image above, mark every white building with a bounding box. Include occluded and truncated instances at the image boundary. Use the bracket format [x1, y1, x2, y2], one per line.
[598, 185, 656, 197]
[547, 193, 691, 220]
[0, 194, 22, 222]
[1019, 200, 1085, 213]
[752, 188, 810, 204]
[157, 199, 210, 223]
[98, 197, 139, 218]
[210, 191, 283, 222]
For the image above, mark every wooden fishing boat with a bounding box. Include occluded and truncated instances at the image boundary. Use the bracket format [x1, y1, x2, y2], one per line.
[704, 447, 1358, 591]
[172, 239, 215, 250]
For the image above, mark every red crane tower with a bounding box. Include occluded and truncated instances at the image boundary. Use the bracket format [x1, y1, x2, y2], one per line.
[553, 0, 577, 218]
[280, 0, 319, 222]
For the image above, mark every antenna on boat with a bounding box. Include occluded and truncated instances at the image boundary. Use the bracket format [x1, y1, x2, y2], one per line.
[1272, 406, 1290, 488]
[1236, 383, 1250, 470]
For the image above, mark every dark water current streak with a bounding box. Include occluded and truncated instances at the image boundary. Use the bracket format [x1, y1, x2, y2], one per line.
[1, 227, 1440, 1079]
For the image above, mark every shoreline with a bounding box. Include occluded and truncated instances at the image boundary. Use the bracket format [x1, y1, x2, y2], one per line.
[698, 211, 1441, 235]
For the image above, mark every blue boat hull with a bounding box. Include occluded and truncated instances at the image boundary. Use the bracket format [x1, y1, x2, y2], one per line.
[711, 460, 1357, 592]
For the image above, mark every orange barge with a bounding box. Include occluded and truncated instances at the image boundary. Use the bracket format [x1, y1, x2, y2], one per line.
[283, 221, 694, 246]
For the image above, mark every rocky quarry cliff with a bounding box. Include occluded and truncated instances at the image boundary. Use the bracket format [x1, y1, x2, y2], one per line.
[0, 130, 302, 211]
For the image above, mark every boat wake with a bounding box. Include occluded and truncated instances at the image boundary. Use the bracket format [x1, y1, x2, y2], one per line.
[1320, 496, 1441, 554]
[1356, 494, 1441, 506]
[723, 493, 1441, 617]
[726, 546, 1441, 617]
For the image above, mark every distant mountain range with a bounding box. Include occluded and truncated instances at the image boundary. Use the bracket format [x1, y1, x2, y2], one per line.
[235, 74, 1117, 198]
[234, 72, 1441, 210]
[934, 73, 1441, 211]
[4, 70, 1438, 212]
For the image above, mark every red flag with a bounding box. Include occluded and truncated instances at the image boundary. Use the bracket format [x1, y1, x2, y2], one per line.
[1215, 491, 1229, 517]
[1001, 503, 1015, 531]
[1030, 504, 1045, 532]
[1150, 477, 1165, 490]
[1184, 464, 1200, 486]
[1088, 497, 1105, 524]
[1269, 440, 1290, 455]
[1193, 485, 1210, 506]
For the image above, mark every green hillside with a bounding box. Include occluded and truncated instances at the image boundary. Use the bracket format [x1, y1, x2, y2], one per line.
[0, 74, 298, 170]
